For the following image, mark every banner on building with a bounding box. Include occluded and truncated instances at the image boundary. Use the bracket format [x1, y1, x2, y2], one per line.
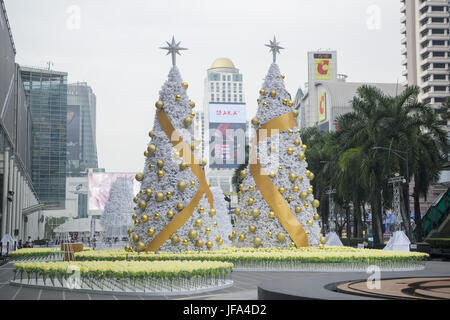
[318, 92, 327, 122]
[314, 53, 332, 81]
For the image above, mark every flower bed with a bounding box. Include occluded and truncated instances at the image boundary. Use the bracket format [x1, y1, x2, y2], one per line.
[74, 247, 428, 272]
[9, 247, 93, 261]
[12, 260, 233, 295]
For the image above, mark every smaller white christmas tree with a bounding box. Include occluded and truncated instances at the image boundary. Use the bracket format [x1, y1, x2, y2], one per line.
[210, 187, 233, 247]
[100, 177, 134, 239]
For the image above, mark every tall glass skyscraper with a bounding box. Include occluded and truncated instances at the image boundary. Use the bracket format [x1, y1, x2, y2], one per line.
[20, 66, 67, 208]
[67, 82, 98, 175]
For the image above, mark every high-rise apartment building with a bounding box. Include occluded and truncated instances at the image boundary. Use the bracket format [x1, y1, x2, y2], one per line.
[400, 0, 450, 126]
[20, 67, 68, 209]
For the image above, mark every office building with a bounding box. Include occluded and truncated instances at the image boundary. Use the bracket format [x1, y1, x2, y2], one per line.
[194, 58, 247, 193]
[20, 66, 68, 209]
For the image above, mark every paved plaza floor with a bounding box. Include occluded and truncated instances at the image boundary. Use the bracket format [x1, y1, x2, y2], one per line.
[1, 260, 449, 300]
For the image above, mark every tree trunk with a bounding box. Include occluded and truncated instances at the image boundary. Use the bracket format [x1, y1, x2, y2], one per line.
[413, 187, 423, 242]
[354, 201, 363, 238]
[370, 197, 384, 245]
[401, 186, 414, 241]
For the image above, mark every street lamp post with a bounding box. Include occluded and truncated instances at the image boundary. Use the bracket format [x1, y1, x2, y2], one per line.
[372, 146, 411, 239]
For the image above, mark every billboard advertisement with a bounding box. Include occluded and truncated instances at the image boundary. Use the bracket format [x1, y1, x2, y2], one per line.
[318, 92, 327, 122]
[208, 103, 246, 169]
[88, 173, 141, 214]
[314, 53, 332, 81]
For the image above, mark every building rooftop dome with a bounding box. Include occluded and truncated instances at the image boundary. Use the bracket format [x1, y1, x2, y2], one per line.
[211, 57, 235, 69]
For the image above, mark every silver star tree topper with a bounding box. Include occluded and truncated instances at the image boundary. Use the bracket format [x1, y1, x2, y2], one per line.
[265, 36, 284, 63]
[160, 36, 188, 66]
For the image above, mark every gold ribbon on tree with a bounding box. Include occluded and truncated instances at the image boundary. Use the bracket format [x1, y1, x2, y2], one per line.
[145, 109, 214, 252]
[249, 112, 309, 248]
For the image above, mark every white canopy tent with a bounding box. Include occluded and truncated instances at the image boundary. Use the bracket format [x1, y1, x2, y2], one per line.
[54, 217, 104, 234]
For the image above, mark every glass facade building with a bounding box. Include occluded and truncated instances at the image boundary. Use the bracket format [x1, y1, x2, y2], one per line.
[20, 67, 67, 208]
[67, 82, 98, 175]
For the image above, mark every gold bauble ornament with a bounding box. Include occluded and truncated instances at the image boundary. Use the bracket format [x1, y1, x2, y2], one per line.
[184, 117, 193, 127]
[287, 147, 294, 155]
[228, 235, 233, 240]
[190, 180, 196, 187]
[295, 206, 302, 213]
[278, 165, 283, 172]
[141, 214, 149, 223]
[257, 98, 261, 104]
[157, 170, 165, 178]
[134, 220, 140, 226]
[281, 74, 285, 79]
[155, 100, 164, 109]
[194, 219, 202, 227]
[132, 213, 137, 220]
[157, 160, 164, 168]
[205, 228, 211, 234]
[175, 94, 181, 101]
[298, 176, 304, 183]
[244, 211, 249, 217]
[240, 170, 247, 179]
[288, 129, 294, 135]
[213, 221, 218, 227]
[149, 130, 155, 138]
[218, 238, 223, 245]
[136, 241, 146, 251]
[189, 100, 195, 108]
[155, 192, 164, 202]
[248, 185, 254, 191]
[263, 101, 268, 107]
[145, 188, 153, 197]
[154, 213, 161, 220]
[304, 203, 309, 208]
[259, 89, 266, 95]
[132, 234, 139, 242]
[166, 191, 172, 199]
[294, 139, 301, 146]
[175, 181, 186, 192]
[277, 232, 286, 242]
[249, 225, 256, 232]
[181, 82, 188, 89]
[302, 144, 308, 151]
[127, 228, 133, 236]
[135, 173, 144, 182]
[297, 153, 305, 161]
[238, 234, 246, 241]
[253, 237, 262, 247]
[179, 162, 187, 170]
[268, 211, 275, 219]
[278, 187, 286, 194]
[290, 242, 296, 248]
[251, 117, 260, 126]
[138, 200, 147, 210]
[282, 98, 288, 105]
[318, 243, 324, 249]
[215, 235, 221, 242]
[176, 203, 184, 211]
[206, 241, 213, 249]
[300, 191, 308, 200]
[307, 220, 313, 227]
[288, 100, 294, 107]
[144, 150, 149, 157]
[307, 187, 313, 194]
[234, 208, 241, 216]
[148, 144, 156, 153]
[289, 173, 297, 182]
[181, 239, 188, 246]
[267, 231, 273, 238]
[124, 244, 130, 252]
[198, 206, 205, 213]
[209, 208, 216, 217]
[195, 239, 204, 247]
[148, 163, 154, 170]
[293, 110, 299, 116]
[232, 230, 236, 236]
[312, 199, 320, 208]
[133, 196, 138, 203]
[248, 198, 254, 205]
[269, 90, 276, 98]
[171, 236, 180, 244]
[320, 236, 327, 245]
[269, 171, 276, 178]
[293, 185, 300, 193]
[309, 173, 315, 181]
[287, 196, 293, 202]
[188, 229, 198, 240]
[251, 208, 260, 218]
[200, 158, 207, 166]
[147, 228, 155, 236]
[314, 213, 320, 221]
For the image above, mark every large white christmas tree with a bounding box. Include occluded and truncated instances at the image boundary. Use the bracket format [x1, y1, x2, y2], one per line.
[126, 37, 224, 253]
[100, 177, 134, 239]
[231, 37, 325, 249]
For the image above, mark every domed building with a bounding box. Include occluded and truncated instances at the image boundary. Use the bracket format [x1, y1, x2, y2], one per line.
[192, 58, 248, 195]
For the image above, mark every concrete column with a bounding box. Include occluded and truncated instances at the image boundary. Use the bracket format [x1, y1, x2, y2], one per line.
[15, 172, 23, 238]
[1, 148, 9, 237]
[12, 165, 18, 238]
[6, 157, 14, 235]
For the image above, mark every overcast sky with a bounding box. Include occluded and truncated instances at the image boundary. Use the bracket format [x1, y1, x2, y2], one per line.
[4, 0, 403, 173]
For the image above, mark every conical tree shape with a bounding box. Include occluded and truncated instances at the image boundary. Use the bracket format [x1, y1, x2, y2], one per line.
[101, 177, 134, 239]
[127, 66, 223, 253]
[231, 63, 323, 248]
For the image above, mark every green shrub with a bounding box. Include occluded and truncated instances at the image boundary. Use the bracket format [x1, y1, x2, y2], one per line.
[424, 238, 450, 249]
